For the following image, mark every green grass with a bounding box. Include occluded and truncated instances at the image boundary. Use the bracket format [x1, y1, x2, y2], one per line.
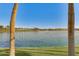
[0, 47, 79, 56]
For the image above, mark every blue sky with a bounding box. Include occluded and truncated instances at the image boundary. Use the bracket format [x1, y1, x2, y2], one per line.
[0, 3, 79, 28]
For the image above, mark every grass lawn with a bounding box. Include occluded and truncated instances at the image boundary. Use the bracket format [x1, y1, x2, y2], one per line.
[0, 47, 79, 56]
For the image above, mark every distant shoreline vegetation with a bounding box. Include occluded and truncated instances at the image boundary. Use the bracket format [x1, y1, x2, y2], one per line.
[0, 25, 79, 32]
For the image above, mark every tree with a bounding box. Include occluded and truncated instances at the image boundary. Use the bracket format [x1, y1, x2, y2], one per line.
[0, 25, 3, 29]
[10, 3, 18, 56]
[0, 25, 3, 32]
[68, 3, 75, 56]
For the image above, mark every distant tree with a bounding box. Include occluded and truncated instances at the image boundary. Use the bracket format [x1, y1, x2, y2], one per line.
[0, 25, 3, 32]
[33, 27, 39, 29]
[48, 28, 53, 31]
[6, 25, 10, 28]
[6, 25, 10, 29]
[0, 25, 3, 29]
[33, 27, 39, 31]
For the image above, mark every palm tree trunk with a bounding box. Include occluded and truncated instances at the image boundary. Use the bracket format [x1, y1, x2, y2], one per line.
[10, 3, 18, 56]
[68, 3, 75, 56]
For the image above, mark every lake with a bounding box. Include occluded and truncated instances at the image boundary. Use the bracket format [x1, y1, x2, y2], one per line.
[0, 31, 79, 48]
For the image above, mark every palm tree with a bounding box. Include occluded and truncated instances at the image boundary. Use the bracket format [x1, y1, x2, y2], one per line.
[68, 3, 75, 56]
[10, 3, 18, 56]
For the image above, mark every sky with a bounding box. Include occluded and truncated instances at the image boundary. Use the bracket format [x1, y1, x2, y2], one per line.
[0, 3, 79, 28]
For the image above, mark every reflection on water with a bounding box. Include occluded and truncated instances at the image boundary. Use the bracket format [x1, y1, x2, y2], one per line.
[0, 31, 78, 48]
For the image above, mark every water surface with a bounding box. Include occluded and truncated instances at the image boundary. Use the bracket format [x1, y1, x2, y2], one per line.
[0, 31, 79, 48]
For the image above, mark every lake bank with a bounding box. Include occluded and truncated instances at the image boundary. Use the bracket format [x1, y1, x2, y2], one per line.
[0, 47, 79, 56]
[0, 28, 68, 32]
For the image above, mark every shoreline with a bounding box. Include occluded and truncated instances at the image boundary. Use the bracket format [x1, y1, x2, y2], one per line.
[0, 47, 79, 56]
[1, 27, 79, 32]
